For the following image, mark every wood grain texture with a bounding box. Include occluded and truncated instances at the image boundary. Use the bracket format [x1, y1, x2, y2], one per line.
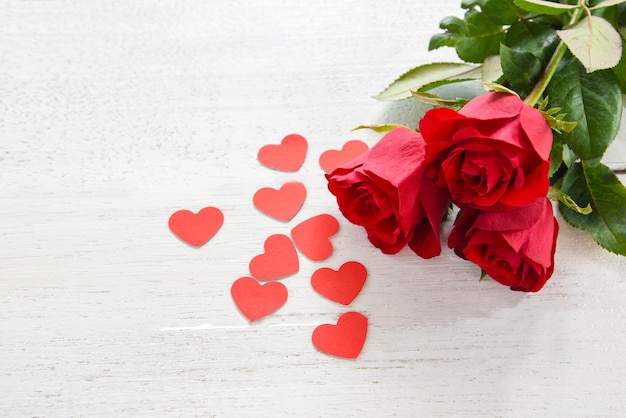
[1, 1, 625, 416]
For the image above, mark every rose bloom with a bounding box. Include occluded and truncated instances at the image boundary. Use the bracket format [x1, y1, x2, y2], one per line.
[420, 92, 552, 211]
[448, 198, 558, 292]
[326, 127, 449, 258]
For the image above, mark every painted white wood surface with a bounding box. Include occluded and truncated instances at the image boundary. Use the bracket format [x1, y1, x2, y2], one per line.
[2, 1, 625, 416]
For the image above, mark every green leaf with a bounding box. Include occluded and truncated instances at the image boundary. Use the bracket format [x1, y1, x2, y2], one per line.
[417, 78, 479, 92]
[465, 0, 526, 25]
[481, 81, 519, 95]
[429, 17, 467, 50]
[562, 144, 578, 168]
[559, 161, 626, 255]
[458, 11, 506, 63]
[482, 55, 504, 82]
[592, 2, 618, 23]
[500, 44, 544, 93]
[429, 10, 505, 63]
[352, 124, 410, 133]
[373, 63, 481, 101]
[513, 0, 579, 15]
[461, 0, 481, 7]
[549, 138, 564, 176]
[501, 21, 559, 95]
[613, 38, 626, 92]
[590, 0, 626, 10]
[557, 15, 623, 72]
[548, 186, 592, 214]
[546, 53, 623, 163]
[621, 26, 626, 39]
[504, 20, 559, 65]
[411, 91, 470, 108]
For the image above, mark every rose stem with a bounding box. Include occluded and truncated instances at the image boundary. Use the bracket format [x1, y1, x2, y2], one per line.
[523, 4, 586, 107]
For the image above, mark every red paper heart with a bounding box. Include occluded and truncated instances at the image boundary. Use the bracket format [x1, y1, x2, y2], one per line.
[257, 134, 308, 172]
[253, 182, 307, 221]
[231, 277, 288, 322]
[291, 214, 339, 261]
[311, 261, 367, 305]
[319, 140, 369, 172]
[168, 207, 224, 247]
[312, 311, 368, 359]
[249, 234, 299, 280]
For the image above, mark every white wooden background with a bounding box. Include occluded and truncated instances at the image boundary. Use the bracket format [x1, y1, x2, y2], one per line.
[2, 1, 626, 416]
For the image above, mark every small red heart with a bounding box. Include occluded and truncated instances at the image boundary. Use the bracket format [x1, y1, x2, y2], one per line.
[253, 182, 307, 221]
[311, 262, 367, 305]
[168, 207, 224, 247]
[231, 277, 288, 322]
[291, 214, 339, 261]
[257, 134, 308, 172]
[249, 234, 299, 280]
[312, 312, 368, 359]
[319, 140, 369, 172]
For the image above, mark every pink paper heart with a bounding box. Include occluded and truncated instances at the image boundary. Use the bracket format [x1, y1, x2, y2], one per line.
[311, 261, 367, 305]
[319, 140, 369, 172]
[291, 214, 339, 261]
[231, 277, 288, 322]
[257, 134, 308, 172]
[168, 207, 224, 247]
[253, 182, 307, 221]
[312, 311, 368, 359]
[249, 234, 299, 280]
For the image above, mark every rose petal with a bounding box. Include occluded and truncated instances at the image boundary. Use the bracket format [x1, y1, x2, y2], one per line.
[459, 92, 524, 120]
[520, 105, 553, 160]
[420, 107, 465, 146]
[408, 177, 450, 259]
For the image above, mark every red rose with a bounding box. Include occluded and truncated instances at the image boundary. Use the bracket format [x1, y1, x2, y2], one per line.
[448, 198, 558, 292]
[420, 92, 551, 211]
[326, 127, 449, 258]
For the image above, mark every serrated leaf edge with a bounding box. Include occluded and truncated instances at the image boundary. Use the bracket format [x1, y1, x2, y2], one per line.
[513, 0, 579, 15]
[374, 62, 481, 101]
